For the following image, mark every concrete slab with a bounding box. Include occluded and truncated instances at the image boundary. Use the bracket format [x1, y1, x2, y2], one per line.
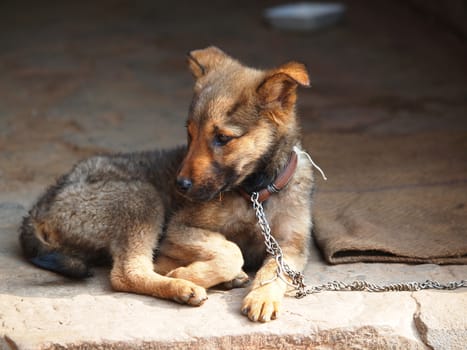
[1, 1, 466, 349]
[1, 205, 466, 349]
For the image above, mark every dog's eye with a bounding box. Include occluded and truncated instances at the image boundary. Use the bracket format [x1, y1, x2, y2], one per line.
[213, 133, 233, 146]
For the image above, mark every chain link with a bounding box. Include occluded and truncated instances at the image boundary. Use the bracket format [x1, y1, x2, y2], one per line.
[250, 192, 467, 298]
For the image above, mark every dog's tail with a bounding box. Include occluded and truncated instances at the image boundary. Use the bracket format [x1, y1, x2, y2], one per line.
[19, 215, 92, 279]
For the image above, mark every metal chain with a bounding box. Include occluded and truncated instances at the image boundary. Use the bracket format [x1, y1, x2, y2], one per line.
[250, 192, 467, 298]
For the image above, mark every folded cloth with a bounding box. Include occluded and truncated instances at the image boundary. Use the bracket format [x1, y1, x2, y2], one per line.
[304, 131, 467, 264]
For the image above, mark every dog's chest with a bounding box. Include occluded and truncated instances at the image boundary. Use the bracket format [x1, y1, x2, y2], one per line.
[217, 197, 258, 236]
[182, 194, 290, 267]
[219, 200, 269, 268]
[192, 196, 264, 244]
[217, 196, 284, 262]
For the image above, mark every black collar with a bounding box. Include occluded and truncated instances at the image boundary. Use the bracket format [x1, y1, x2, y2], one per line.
[238, 150, 298, 203]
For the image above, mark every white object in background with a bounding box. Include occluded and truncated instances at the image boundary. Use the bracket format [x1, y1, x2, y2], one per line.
[264, 2, 346, 31]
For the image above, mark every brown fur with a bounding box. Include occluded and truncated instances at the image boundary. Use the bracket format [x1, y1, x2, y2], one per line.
[19, 46, 314, 322]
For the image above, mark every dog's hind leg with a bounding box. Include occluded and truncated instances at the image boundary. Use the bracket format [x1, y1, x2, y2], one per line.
[214, 271, 250, 290]
[152, 255, 180, 275]
[154, 254, 249, 290]
[109, 225, 207, 306]
[158, 225, 248, 289]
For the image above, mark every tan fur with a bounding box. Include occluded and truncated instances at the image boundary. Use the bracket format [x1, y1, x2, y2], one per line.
[19, 47, 314, 322]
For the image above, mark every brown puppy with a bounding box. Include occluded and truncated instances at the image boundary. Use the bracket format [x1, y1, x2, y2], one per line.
[19, 46, 314, 322]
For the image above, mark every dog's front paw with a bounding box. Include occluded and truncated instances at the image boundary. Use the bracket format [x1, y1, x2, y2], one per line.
[172, 280, 208, 306]
[241, 284, 283, 322]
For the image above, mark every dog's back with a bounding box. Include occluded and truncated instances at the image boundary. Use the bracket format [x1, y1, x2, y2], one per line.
[19, 147, 185, 278]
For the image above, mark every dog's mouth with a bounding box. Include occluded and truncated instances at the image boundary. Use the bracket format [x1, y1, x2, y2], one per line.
[177, 188, 219, 203]
[176, 161, 245, 202]
[176, 180, 235, 202]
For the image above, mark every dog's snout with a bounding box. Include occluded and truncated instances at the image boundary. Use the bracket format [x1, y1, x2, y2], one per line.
[177, 177, 193, 192]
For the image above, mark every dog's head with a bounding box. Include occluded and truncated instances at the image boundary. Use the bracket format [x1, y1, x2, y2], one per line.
[177, 46, 309, 201]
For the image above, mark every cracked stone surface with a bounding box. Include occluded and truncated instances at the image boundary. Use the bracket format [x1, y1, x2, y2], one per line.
[413, 292, 467, 350]
[1, 1, 466, 349]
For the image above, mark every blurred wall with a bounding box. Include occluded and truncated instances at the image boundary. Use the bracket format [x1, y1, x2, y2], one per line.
[408, 0, 467, 38]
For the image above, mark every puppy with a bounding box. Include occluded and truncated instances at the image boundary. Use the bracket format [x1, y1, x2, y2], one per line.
[19, 46, 314, 322]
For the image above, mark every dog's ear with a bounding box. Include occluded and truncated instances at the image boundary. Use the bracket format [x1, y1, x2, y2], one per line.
[257, 62, 310, 120]
[187, 46, 228, 79]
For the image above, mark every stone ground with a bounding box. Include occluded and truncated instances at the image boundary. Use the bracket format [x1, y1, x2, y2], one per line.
[1, 0, 466, 349]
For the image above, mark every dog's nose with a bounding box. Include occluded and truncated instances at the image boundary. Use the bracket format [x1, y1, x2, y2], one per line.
[177, 177, 193, 192]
